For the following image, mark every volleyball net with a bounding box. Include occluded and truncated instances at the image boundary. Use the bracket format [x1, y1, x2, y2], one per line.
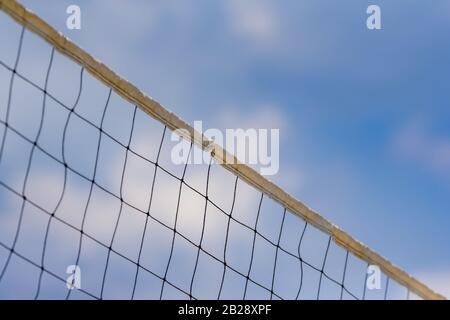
[0, 0, 444, 300]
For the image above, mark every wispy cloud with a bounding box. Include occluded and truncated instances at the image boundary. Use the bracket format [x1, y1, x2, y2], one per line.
[392, 118, 450, 178]
[216, 104, 288, 131]
[226, 0, 280, 48]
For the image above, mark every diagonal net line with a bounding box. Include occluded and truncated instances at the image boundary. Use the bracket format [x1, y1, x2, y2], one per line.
[34, 46, 57, 299]
[242, 193, 264, 300]
[295, 222, 307, 299]
[384, 277, 390, 300]
[316, 236, 332, 300]
[132, 126, 167, 299]
[0, 25, 25, 283]
[159, 134, 190, 299]
[98, 106, 138, 299]
[270, 208, 287, 300]
[340, 250, 350, 300]
[188, 157, 213, 300]
[217, 176, 239, 299]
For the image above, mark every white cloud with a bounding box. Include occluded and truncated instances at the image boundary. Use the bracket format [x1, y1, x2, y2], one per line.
[217, 104, 288, 131]
[392, 118, 450, 177]
[4, 139, 255, 253]
[226, 0, 280, 47]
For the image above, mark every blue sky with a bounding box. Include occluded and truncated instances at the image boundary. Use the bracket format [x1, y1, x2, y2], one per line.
[0, 0, 449, 298]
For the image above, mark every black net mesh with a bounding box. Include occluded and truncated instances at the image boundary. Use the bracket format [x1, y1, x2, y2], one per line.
[0, 13, 417, 300]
